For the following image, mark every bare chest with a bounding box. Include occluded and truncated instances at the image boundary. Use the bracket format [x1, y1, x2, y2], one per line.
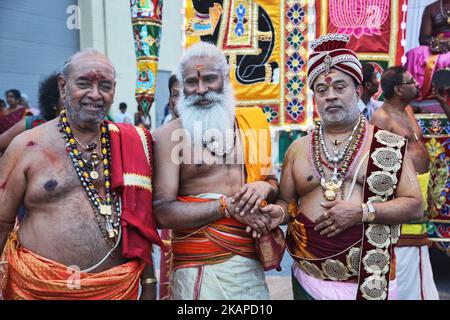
[25, 144, 108, 205]
[177, 138, 246, 196]
[293, 135, 371, 198]
[179, 161, 245, 196]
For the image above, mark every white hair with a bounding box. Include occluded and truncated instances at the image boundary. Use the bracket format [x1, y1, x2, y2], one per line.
[177, 42, 229, 83]
[60, 48, 116, 81]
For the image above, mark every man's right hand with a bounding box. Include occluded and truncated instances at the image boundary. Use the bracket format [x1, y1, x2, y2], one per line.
[225, 197, 271, 238]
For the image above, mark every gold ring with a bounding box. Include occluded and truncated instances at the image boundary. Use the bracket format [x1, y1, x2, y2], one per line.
[330, 225, 336, 232]
[324, 211, 329, 219]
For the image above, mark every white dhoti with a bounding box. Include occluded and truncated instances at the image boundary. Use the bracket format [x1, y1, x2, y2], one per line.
[395, 245, 439, 300]
[172, 255, 269, 300]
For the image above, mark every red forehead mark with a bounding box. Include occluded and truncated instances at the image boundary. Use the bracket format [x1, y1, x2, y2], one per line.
[194, 65, 205, 78]
[325, 76, 333, 84]
[81, 70, 112, 82]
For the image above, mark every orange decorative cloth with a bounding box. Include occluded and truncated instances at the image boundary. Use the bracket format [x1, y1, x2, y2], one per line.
[235, 107, 273, 181]
[1, 232, 144, 300]
[108, 122, 162, 264]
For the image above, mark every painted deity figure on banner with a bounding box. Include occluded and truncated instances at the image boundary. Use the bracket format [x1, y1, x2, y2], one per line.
[186, 0, 279, 85]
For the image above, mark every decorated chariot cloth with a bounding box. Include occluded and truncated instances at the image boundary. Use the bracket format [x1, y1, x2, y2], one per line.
[417, 114, 450, 254]
[1, 231, 144, 300]
[286, 127, 407, 300]
[404, 32, 450, 101]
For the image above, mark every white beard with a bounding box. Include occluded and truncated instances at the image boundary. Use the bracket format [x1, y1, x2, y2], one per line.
[178, 83, 236, 147]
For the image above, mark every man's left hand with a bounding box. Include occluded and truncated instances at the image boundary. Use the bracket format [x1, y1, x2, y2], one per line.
[314, 200, 362, 237]
[231, 181, 273, 216]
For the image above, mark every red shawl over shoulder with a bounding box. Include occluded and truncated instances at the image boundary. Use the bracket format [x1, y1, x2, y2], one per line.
[108, 122, 162, 264]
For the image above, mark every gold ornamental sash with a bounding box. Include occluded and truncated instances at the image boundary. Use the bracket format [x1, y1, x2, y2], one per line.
[356, 128, 406, 300]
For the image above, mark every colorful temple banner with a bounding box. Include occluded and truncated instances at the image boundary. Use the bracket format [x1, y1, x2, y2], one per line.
[315, 0, 408, 73]
[417, 114, 450, 255]
[130, 0, 163, 115]
[184, 0, 311, 128]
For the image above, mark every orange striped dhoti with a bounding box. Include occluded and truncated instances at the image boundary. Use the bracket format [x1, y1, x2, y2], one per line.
[171, 196, 257, 270]
[1, 232, 144, 300]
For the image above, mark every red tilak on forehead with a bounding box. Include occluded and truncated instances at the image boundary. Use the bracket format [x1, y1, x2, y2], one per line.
[81, 69, 111, 81]
[325, 76, 333, 84]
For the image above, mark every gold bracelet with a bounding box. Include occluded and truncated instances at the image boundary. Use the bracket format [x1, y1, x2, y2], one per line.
[273, 205, 286, 225]
[142, 277, 157, 285]
[219, 196, 231, 218]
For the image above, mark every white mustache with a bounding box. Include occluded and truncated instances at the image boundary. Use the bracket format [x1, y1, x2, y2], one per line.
[183, 91, 222, 107]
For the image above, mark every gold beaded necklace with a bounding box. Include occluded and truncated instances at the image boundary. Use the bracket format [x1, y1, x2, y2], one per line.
[59, 109, 120, 247]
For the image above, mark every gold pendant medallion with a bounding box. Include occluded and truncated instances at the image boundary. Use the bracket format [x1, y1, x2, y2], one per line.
[321, 179, 342, 201]
[90, 170, 99, 180]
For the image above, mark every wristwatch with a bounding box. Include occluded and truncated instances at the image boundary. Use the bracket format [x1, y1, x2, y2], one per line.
[367, 202, 376, 223]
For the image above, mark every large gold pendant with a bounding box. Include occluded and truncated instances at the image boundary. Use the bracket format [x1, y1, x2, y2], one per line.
[448, 16, 450, 24]
[90, 170, 99, 180]
[321, 178, 342, 201]
[100, 205, 112, 216]
[324, 189, 337, 201]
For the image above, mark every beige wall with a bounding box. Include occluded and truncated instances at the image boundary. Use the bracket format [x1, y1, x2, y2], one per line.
[77, 0, 184, 130]
[158, 1, 184, 73]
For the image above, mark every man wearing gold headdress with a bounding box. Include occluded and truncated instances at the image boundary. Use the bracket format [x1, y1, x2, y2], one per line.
[261, 34, 423, 300]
